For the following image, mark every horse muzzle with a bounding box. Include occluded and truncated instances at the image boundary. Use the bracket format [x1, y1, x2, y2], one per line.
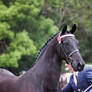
[71, 60, 85, 71]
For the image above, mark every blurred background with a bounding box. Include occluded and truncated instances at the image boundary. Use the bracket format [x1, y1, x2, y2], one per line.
[0, 0, 92, 75]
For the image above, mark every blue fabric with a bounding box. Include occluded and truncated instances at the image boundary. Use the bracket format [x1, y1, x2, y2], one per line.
[62, 67, 92, 92]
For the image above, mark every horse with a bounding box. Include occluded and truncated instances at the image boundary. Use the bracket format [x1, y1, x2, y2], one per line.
[0, 24, 85, 92]
[0, 68, 18, 81]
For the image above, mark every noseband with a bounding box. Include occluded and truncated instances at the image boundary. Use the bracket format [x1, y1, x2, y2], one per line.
[57, 34, 79, 65]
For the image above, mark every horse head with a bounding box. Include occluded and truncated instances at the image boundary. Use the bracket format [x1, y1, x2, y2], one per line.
[57, 24, 85, 71]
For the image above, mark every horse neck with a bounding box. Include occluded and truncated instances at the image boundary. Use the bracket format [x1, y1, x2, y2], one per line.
[32, 45, 62, 89]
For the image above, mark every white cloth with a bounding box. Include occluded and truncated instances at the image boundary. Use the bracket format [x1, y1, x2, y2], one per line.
[73, 72, 78, 86]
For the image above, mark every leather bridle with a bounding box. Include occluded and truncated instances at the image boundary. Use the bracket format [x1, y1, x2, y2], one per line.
[57, 34, 79, 65]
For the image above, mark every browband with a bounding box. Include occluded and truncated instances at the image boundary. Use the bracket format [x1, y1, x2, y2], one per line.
[60, 34, 75, 39]
[57, 34, 75, 44]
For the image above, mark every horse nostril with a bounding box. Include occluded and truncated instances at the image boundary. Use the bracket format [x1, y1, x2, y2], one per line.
[78, 63, 81, 67]
[77, 63, 84, 71]
[82, 64, 85, 68]
[81, 63, 85, 68]
[78, 63, 84, 67]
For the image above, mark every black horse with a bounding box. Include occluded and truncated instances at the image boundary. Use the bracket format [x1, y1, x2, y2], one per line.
[0, 24, 85, 92]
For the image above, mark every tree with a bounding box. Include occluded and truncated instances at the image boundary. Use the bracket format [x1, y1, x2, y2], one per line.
[41, 0, 92, 63]
[0, 0, 58, 74]
[0, 0, 92, 74]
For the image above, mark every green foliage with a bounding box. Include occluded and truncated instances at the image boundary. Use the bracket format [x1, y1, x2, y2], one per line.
[0, 0, 92, 74]
[0, 31, 36, 67]
[39, 16, 57, 33]
[35, 16, 58, 49]
[0, 0, 44, 73]
[42, 0, 92, 63]
[0, 22, 14, 40]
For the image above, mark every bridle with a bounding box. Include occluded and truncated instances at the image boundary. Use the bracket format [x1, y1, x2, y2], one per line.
[57, 34, 79, 65]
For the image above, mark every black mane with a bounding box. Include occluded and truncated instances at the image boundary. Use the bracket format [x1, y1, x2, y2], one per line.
[35, 32, 59, 62]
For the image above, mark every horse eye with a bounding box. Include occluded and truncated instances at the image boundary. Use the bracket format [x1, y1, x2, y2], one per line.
[61, 40, 64, 44]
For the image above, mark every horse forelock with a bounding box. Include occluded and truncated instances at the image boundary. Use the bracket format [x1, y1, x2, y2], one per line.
[35, 32, 59, 62]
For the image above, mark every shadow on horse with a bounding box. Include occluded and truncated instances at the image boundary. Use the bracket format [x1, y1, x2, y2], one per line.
[0, 24, 85, 92]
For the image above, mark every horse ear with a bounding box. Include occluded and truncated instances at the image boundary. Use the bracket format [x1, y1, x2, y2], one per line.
[61, 25, 67, 35]
[70, 24, 76, 34]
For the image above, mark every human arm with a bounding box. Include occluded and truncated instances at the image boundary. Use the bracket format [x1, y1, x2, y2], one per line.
[62, 82, 74, 92]
[85, 68, 92, 84]
[62, 75, 74, 92]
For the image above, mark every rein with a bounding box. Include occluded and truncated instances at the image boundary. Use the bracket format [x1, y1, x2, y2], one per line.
[57, 34, 79, 65]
